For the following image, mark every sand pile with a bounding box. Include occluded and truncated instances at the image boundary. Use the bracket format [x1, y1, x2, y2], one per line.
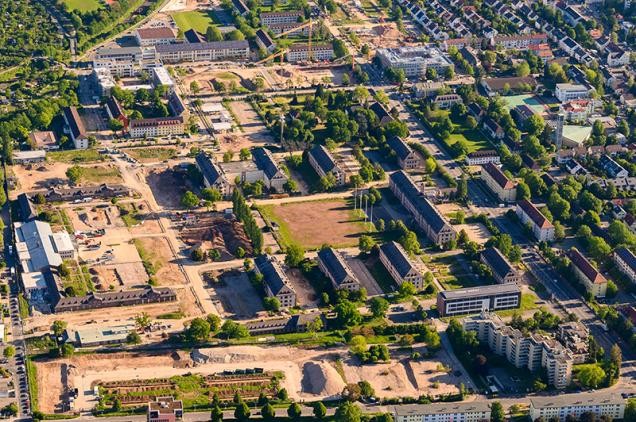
[301, 361, 345, 397]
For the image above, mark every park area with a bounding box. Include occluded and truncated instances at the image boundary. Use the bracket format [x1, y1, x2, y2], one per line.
[258, 199, 369, 249]
[63, 0, 101, 12]
[170, 10, 218, 33]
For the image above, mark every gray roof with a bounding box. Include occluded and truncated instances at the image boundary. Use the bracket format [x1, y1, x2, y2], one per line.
[254, 255, 294, 296]
[17, 193, 37, 222]
[481, 247, 515, 281]
[529, 393, 624, 409]
[392, 402, 491, 417]
[252, 147, 281, 179]
[195, 152, 224, 186]
[439, 283, 520, 301]
[379, 241, 416, 279]
[317, 247, 357, 287]
[309, 145, 337, 173]
[155, 40, 249, 53]
[615, 247, 636, 274]
[255, 29, 274, 49]
[387, 136, 413, 161]
[599, 154, 627, 178]
[369, 102, 393, 121]
[14, 220, 63, 272]
[390, 171, 450, 234]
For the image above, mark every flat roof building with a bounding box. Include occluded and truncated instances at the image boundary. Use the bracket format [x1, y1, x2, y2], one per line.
[529, 394, 625, 421]
[376, 46, 453, 78]
[14, 220, 66, 273]
[148, 397, 183, 422]
[437, 283, 521, 317]
[391, 402, 491, 422]
[70, 323, 136, 347]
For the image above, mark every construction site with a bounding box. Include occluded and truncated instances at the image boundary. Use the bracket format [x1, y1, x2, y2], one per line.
[174, 212, 253, 259]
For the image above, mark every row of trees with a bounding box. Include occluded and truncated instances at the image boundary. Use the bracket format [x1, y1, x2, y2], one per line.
[232, 190, 264, 253]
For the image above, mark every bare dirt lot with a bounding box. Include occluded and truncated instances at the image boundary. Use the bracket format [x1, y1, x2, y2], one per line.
[208, 271, 264, 319]
[90, 262, 149, 290]
[455, 223, 492, 245]
[67, 204, 125, 231]
[178, 213, 253, 259]
[286, 267, 319, 307]
[260, 199, 367, 249]
[134, 236, 186, 286]
[225, 101, 274, 145]
[146, 168, 189, 209]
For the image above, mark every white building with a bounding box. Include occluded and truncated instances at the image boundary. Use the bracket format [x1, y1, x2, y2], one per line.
[516, 199, 555, 241]
[529, 394, 625, 421]
[151, 66, 175, 94]
[128, 117, 185, 138]
[376, 46, 454, 78]
[391, 402, 491, 422]
[93, 46, 160, 77]
[614, 247, 636, 284]
[286, 43, 334, 62]
[156, 41, 250, 63]
[555, 83, 593, 102]
[260, 10, 303, 26]
[135, 26, 176, 46]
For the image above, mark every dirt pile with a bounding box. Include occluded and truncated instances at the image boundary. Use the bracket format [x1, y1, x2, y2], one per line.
[301, 361, 345, 397]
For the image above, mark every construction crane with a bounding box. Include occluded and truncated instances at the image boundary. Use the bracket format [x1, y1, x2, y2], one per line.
[332, 53, 355, 71]
[275, 19, 314, 61]
[255, 49, 288, 65]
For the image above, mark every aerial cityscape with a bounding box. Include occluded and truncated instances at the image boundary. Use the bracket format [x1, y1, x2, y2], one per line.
[0, 0, 635, 420]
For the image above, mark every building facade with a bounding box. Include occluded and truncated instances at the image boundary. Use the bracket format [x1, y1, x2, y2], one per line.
[614, 247, 636, 283]
[516, 199, 555, 241]
[129, 117, 185, 138]
[529, 394, 625, 421]
[286, 43, 334, 62]
[391, 402, 491, 422]
[307, 145, 346, 186]
[568, 248, 608, 297]
[379, 241, 424, 290]
[317, 248, 360, 291]
[481, 163, 517, 203]
[436, 284, 521, 317]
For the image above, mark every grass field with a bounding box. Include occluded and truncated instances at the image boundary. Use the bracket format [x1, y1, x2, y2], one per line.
[171, 10, 217, 33]
[63, 0, 101, 12]
[48, 149, 107, 164]
[446, 129, 491, 154]
[495, 292, 539, 316]
[126, 147, 176, 162]
[77, 166, 122, 184]
[259, 199, 369, 249]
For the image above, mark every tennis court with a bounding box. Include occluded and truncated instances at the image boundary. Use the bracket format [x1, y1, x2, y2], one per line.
[503, 94, 547, 114]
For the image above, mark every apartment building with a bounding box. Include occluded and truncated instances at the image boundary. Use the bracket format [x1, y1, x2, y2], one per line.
[560, 99, 594, 121]
[387, 136, 422, 170]
[151, 66, 175, 94]
[252, 147, 288, 192]
[128, 116, 185, 138]
[391, 402, 491, 422]
[376, 46, 454, 78]
[599, 154, 629, 178]
[93, 46, 159, 77]
[463, 312, 574, 389]
[480, 247, 520, 284]
[232, 0, 249, 15]
[156, 41, 250, 63]
[267, 22, 310, 36]
[307, 145, 346, 186]
[317, 248, 360, 291]
[135, 26, 176, 46]
[286, 43, 334, 62]
[555, 83, 593, 102]
[557, 322, 589, 364]
[436, 283, 521, 317]
[379, 241, 424, 290]
[254, 255, 297, 308]
[389, 171, 456, 248]
[491, 33, 547, 49]
[466, 150, 500, 166]
[260, 10, 303, 26]
[195, 152, 232, 196]
[568, 248, 608, 297]
[529, 394, 625, 422]
[63, 107, 89, 149]
[614, 247, 636, 283]
[516, 199, 555, 242]
[433, 94, 462, 109]
[255, 29, 276, 54]
[480, 163, 516, 203]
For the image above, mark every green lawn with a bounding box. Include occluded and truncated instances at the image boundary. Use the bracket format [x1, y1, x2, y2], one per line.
[126, 147, 176, 162]
[78, 166, 122, 184]
[446, 129, 491, 154]
[495, 292, 539, 317]
[171, 10, 217, 33]
[63, 0, 101, 12]
[48, 149, 107, 164]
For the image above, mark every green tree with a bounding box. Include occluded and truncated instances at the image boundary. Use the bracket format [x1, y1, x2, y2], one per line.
[399, 281, 417, 297]
[313, 402, 327, 419]
[207, 314, 222, 332]
[66, 165, 83, 185]
[185, 318, 211, 343]
[517, 181, 531, 200]
[335, 401, 361, 422]
[234, 402, 251, 421]
[358, 235, 376, 253]
[261, 403, 276, 421]
[134, 312, 152, 330]
[369, 296, 389, 318]
[226, 29, 245, 40]
[181, 191, 199, 209]
[60, 343, 74, 357]
[264, 296, 281, 312]
[3, 346, 15, 358]
[206, 26, 223, 41]
[211, 405, 224, 422]
[51, 320, 67, 337]
[285, 243, 305, 267]
[239, 148, 251, 161]
[287, 402, 302, 420]
[126, 330, 142, 344]
[278, 388, 289, 401]
[201, 188, 222, 202]
[577, 364, 606, 389]
[334, 300, 362, 327]
[490, 402, 505, 422]
[221, 320, 249, 338]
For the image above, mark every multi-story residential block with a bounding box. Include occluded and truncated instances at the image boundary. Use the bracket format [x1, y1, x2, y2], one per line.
[156, 41, 250, 63]
[195, 152, 232, 196]
[466, 150, 500, 166]
[63, 107, 89, 149]
[482, 117, 505, 140]
[286, 43, 334, 62]
[463, 312, 574, 389]
[129, 117, 185, 139]
[254, 255, 296, 308]
[391, 402, 491, 422]
[255, 29, 276, 54]
[436, 283, 521, 317]
[599, 154, 628, 178]
[387, 136, 421, 170]
[375, 46, 454, 78]
[481, 163, 516, 203]
[480, 247, 520, 284]
[560, 99, 594, 121]
[389, 171, 456, 248]
[93, 46, 160, 77]
[614, 247, 636, 283]
[556, 322, 589, 364]
[252, 147, 288, 192]
[379, 241, 424, 290]
[433, 94, 462, 109]
[555, 83, 593, 102]
[267, 22, 310, 36]
[529, 394, 625, 422]
[147, 397, 183, 422]
[516, 199, 555, 242]
[307, 145, 346, 186]
[151, 66, 175, 94]
[491, 33, 547, 49]
[317, 248, 360, 291]
[528, 43, 554, 63]
[606, 44, 630, 67]
[369, 102, 395, 126]
[568, 248, 607, 297]
[135, 26, 176, 46]
[260, 10, 303, 26]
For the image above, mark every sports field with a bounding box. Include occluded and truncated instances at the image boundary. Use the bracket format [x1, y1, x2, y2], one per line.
[63, 0, 101, 12]
[503, 94, 546, 113]
[171, 10, 217, 33]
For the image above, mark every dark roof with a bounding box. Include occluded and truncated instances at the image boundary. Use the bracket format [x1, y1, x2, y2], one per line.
[254, 255, 294, 296]
[468, 103, 484, 117]
[517, 199, 553, 229]
[390, 171, 451, 234]
[467, 149, 498, 158]
[155, 40, 249, 53]
[252, 148, 280, 179]
[63, 107, 86, 140]
[195, 152, 224, 186]
[541, 173, 556, 187]
[569, 248, 606, 284]
[184, 29, 205, 43]
[599, 154, 627, 178]
[369, 102, 393, 122]
[615, 247, 636, 274]
[483, 117, 503, 134]
[54, 287, 175, 312]
[379, 241, 416, 279]
[255, 29, 275, 48]
[387, 136, 413, 161]
[317, 248, 356, 287]
[481, 247, 515, 281]
[260, 10, 303, 18]
[482, 162, 515, 189]
[17, 193, 37, 222]
[439, 283, 520, 300]
[232, 0, 249, 14]
[106, 96, 125, 120]
[309, 145, 337, 173]
[29, 184, 131, 201]
[129, 116, 184, 128]
[136, 26, 175, 40]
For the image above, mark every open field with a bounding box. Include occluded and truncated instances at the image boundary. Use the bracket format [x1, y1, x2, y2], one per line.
[63, 0, 102, 12]
[134, 237, 186, 285]
[455, 223, 492, 245]
[48, 149, 107, 164]
[126, 147, 177, 163]
[170, 10, 217, 33]
[446, 129, 491, 154]
[259, 199, 368, 249]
